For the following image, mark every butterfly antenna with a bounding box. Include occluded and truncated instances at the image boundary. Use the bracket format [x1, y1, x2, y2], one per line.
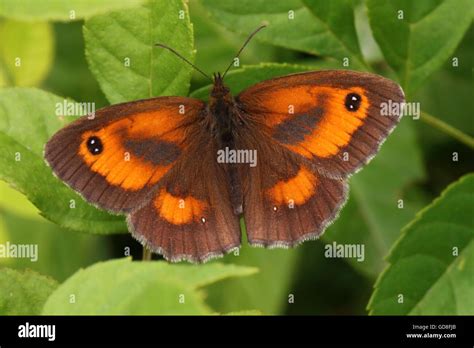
[222, 25, 267, 79]
[155, 43, 212, 82]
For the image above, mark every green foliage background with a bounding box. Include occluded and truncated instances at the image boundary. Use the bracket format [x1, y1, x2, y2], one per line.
[0, 0, 472, 315]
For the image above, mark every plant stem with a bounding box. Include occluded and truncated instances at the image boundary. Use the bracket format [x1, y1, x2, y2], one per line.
[142, 246, 152, 261]
[420, 112, 474, 149]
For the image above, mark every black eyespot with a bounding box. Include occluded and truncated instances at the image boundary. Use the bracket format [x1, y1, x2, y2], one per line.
[345, 93, 361, 112]
[86, 136, 103, 155]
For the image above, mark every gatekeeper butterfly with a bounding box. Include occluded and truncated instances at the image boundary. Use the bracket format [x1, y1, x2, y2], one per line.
[45, 26, 404, 262]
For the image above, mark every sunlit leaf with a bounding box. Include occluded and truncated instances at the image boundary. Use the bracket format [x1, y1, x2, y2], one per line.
[84, 0, 194, 104]
[43, 258, 257, 314]
[0, 0, 145, 21]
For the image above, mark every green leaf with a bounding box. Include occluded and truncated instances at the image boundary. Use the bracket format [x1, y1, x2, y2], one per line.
[200, 0, 367, 69]
[0, 268, 58, 315]
[42, 258, 257, 315]
[367, 0, 473, 95]
[192, 63, 425, 278]
[0, 88, 126, 234]
[0, 20, 54, 87]
[301, 0, 364, 60]
[368, 174, 474, 315]
[0, 0, 146, 22]
[84, 0, 195, 104]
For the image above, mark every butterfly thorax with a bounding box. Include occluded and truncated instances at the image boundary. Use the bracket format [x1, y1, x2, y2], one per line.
[209, 73, 238, 144]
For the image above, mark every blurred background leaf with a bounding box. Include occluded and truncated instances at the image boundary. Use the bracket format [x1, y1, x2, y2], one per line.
[0, 268, 58, 315]
[413, 27, 474, 194]
[368, 174, 474, 315]
[0, 88, 126, 233]
[42, 258, 257, 314]
[43, 21, 109, 108]
[0, 19, 54, 87]
[0, 181, 113, 281]
[84, 0, 194, 104]
[0, 0, 145, 22]
[367, 0, 473, 96]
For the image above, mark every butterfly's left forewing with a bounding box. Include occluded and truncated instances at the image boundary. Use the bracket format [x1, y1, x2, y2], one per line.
[45, 97, 204, 213]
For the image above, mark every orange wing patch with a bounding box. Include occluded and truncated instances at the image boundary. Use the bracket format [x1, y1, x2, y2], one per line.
[78, 107, 191, 191]
[258, 86, 369, 158]
[266, 167, 318, 206]
[288, 87, 368, 158]
[154, 188, 208, 225]
[258, 86, 320, 127]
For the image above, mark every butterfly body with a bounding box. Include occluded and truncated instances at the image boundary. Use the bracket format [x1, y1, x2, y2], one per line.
[204, 72, 243, 215]
[45, 69, 404, 263]
[208, 73, 238, 141]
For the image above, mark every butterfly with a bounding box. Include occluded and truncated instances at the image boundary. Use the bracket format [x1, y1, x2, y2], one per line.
[44, 26, 404, 263]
